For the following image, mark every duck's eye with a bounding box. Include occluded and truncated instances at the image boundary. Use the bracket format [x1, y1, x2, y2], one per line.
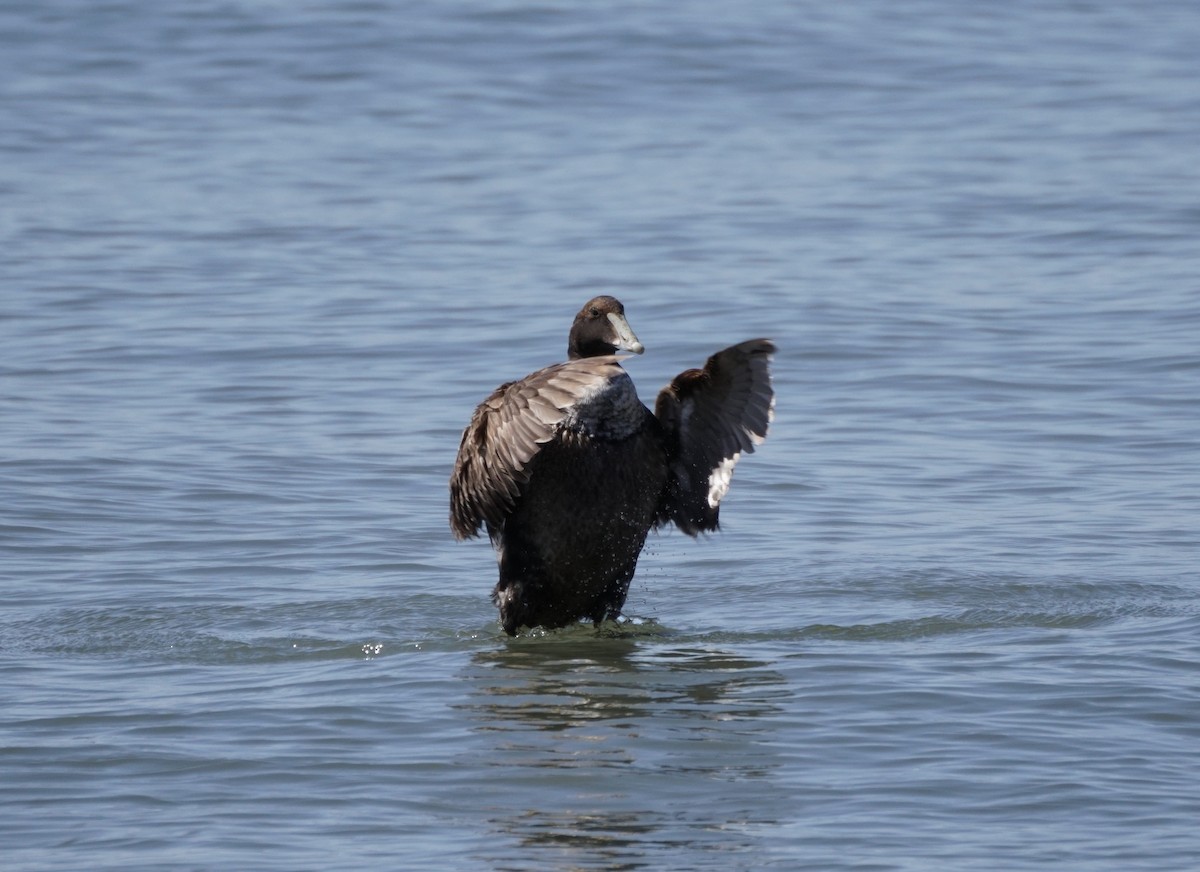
[588, 307, 600, 318]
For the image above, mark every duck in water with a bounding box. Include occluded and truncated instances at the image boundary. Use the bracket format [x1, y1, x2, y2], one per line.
[450, 296, 774, 635]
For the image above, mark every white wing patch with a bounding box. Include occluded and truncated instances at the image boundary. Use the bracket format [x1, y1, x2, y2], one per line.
[707, 453, 739, 508]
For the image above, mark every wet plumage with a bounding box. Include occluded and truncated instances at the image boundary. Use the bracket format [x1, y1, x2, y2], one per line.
[450, 296, 774, 635]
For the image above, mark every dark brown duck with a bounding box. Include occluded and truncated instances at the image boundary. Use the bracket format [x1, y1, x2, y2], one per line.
[450, 296, 774, 635]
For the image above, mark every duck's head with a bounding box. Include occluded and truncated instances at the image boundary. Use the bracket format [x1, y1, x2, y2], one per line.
[567, 296, 645, 360]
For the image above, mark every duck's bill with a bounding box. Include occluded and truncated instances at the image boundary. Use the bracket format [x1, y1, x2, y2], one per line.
[607, 312, 645, 354]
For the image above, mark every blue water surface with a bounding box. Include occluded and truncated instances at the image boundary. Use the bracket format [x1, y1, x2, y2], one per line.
[3, 2, 1199, 870]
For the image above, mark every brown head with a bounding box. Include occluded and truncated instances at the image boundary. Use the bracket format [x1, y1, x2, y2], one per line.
[567, 296, 645, 360]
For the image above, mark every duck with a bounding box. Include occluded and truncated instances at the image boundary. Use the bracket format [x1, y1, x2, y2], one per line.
[449, 295, 774, 635]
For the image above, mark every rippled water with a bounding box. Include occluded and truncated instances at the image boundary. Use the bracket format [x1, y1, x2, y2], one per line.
[3, 1, 1199, 870]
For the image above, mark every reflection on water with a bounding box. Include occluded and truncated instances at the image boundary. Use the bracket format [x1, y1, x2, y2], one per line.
[455, 630, 792, 869]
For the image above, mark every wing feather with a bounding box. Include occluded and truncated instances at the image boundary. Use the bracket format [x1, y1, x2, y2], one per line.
[654, 339, 775, 535]
[449, 356, 627, 539]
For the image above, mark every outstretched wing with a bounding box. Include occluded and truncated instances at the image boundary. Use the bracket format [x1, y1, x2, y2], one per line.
[449, 356, 628, 540]
[654, 339, 775, 535]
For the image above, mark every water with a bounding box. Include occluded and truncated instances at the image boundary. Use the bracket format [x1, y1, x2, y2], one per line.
[3, 1, 1199, 869]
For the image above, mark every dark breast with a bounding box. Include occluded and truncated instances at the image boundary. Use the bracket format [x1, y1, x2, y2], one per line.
[497, 399, 667, 627]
